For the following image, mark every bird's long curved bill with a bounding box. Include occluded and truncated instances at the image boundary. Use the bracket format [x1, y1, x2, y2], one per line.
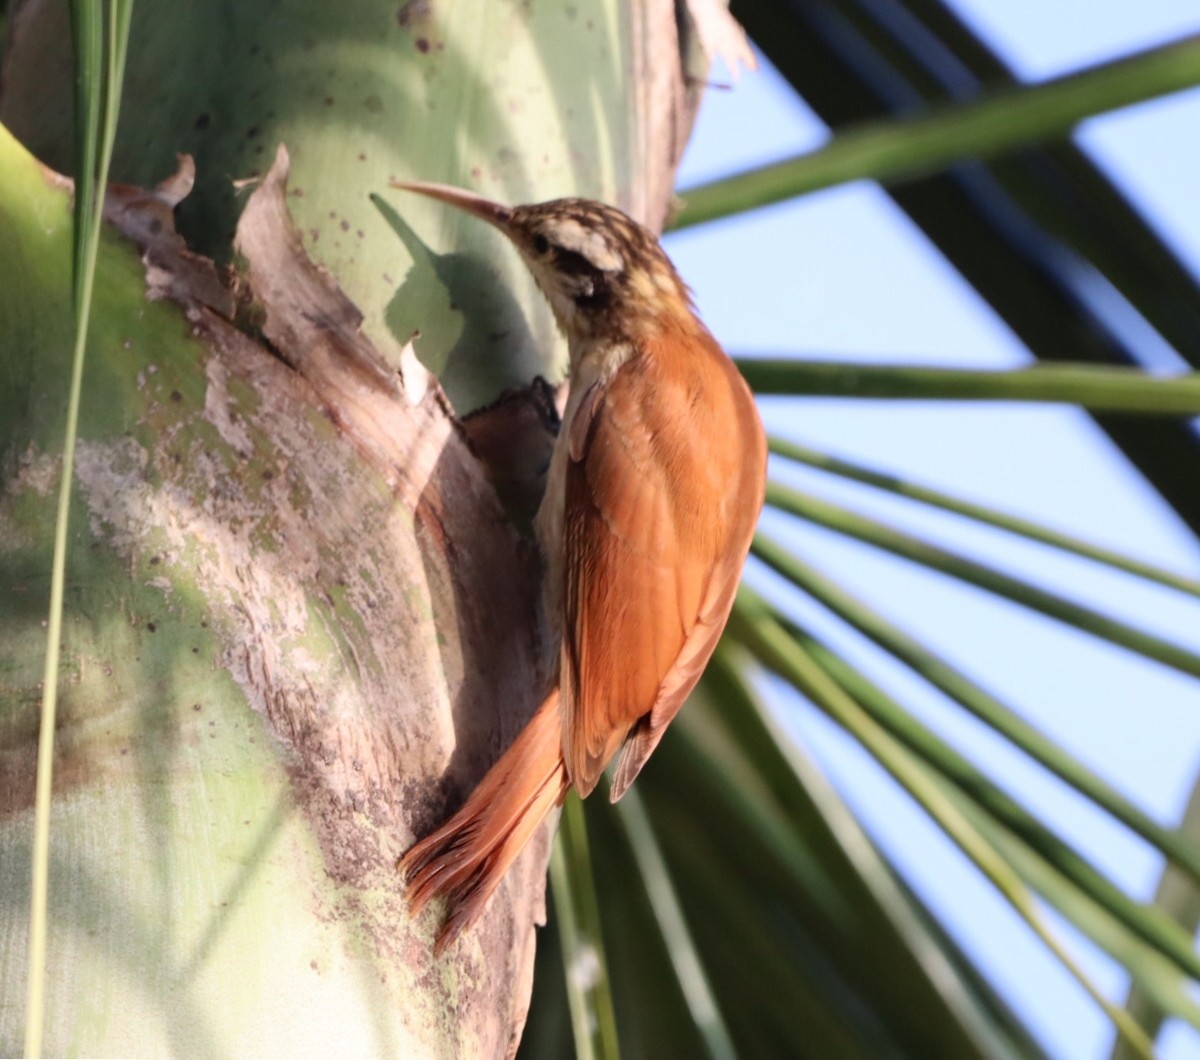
[388, 180, 514, 231]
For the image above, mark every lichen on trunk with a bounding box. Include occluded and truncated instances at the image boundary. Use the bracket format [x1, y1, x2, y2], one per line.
[0, 133, 552, 1058]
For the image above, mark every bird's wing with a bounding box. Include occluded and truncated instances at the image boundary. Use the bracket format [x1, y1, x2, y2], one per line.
[560, 325, 764, 797]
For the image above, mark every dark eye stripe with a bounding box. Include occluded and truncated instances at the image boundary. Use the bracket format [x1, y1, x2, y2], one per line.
[574, 272, 612, 308]
[553, 247, 602, 277]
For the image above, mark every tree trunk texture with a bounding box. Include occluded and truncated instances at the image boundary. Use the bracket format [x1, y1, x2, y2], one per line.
[0, 0, 708, 1055]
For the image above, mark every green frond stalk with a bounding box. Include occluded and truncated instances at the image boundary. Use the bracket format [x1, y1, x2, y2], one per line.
[27, 4, 134, 1056]
[551, 793, 621, 1060]
[764, 482, 1200, 678]
[675, 35, 1200, 226]
[726, 589, 1156, 1059]
[737, 360, 1200, 413]
[750, 533, 1200, 887]
[767, 436, 1200, 597]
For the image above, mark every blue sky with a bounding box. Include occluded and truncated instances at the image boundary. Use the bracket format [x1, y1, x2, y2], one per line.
[666, 5, 1200, 1057]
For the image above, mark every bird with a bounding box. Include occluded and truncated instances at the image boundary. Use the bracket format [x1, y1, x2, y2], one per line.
[389, 180, 767, 953]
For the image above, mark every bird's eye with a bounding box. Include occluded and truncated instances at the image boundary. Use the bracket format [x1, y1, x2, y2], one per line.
[532, 233, 550, 255]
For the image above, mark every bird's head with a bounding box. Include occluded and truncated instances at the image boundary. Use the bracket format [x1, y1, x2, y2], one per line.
[389, 181, 690, 346]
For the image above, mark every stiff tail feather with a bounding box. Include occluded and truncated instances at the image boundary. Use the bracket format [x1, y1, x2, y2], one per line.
[399, 690, 569, 953]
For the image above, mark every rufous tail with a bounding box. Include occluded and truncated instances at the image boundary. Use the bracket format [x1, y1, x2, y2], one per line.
[399, 690, 569, 953]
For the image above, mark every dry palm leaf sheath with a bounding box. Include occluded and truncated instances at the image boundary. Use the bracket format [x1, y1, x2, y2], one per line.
[391, 181, 767, 952]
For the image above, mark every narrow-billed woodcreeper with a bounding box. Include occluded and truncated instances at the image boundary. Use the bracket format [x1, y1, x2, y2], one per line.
[390, 180, 767, 952]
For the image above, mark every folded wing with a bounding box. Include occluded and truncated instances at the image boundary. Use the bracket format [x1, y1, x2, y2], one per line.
[560, 321, 766, 798]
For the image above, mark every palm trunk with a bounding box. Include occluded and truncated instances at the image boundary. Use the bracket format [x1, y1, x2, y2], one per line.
[0, 2, 703, 1054]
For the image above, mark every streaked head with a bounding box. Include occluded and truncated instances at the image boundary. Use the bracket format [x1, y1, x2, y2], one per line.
[389, 180, 689, 341]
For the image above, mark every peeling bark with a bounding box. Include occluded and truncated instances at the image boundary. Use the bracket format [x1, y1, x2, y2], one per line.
[1, 0, 719, 1052]
[159, 147, 560, 1056]
[3, 144, 555, 1057]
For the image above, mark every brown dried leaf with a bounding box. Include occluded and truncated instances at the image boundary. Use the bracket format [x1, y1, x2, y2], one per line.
[99, 154, 237, 316]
